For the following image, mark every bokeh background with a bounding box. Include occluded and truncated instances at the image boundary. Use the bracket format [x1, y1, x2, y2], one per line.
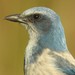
[0, 0, 75, 75]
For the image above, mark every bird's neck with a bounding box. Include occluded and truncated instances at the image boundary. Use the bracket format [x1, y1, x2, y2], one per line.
[25, 32, 42, 65]
[25, 21, 68, 65]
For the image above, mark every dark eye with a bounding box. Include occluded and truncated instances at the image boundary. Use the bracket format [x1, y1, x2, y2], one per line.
[33, 14, 41, 20]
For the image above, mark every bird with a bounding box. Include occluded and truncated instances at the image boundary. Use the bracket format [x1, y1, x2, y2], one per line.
[5, 7, 75, 75]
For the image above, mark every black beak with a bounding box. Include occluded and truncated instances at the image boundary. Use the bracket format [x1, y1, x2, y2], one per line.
[5, 14, 25, 23]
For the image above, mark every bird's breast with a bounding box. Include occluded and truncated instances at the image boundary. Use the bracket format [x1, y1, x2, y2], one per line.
[25, 49, 66, 75]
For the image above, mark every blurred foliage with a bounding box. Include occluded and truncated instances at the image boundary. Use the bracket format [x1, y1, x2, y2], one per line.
[0, 0, 75, 75]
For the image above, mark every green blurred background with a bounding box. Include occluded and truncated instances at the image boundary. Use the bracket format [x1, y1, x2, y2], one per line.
[0, 0, 75, 75]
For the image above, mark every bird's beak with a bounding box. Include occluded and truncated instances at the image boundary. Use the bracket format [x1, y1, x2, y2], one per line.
[5, 14, 26, 23]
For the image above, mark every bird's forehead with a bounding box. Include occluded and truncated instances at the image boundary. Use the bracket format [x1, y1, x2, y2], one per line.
[21, 7, 57, 17]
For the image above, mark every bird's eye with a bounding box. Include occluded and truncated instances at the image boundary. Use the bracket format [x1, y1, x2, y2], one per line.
[33, 14, 41, 20]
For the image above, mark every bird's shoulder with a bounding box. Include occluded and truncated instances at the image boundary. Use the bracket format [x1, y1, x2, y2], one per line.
[37, 48, 75, 75]
[48, 49, 75, 75]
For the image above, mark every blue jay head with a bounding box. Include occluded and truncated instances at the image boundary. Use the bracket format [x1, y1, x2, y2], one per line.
[5, 7, 60, 34]
[5, 7, 68, 51]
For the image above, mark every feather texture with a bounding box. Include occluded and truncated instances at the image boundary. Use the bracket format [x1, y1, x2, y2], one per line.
[5, 7, 75, 75]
